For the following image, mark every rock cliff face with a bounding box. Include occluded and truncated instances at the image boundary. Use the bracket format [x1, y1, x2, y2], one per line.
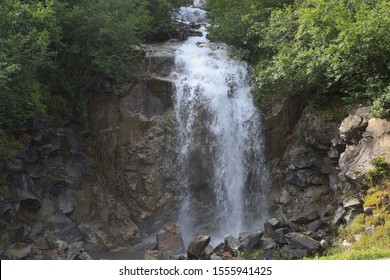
[82, 43, 180, 248]
[261, 100, 390, 258]
[0, 41, 185, 258]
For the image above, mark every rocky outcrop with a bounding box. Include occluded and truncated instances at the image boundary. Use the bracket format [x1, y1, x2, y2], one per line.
[339, 108, 390, 183]
[82, 43, 180, 249]
[0, 36, 186, 258]
[261, 100, 390, 259]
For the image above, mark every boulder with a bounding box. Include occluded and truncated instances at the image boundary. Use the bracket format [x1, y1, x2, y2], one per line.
[260, 237, 277, 250]
[10, 226, 31, 243]
[264, 218, 284, 233]
[156, 223, 185, 255]
[281, 246, 309, 260]
[238, 232, 263, 251]
[292, 210, 320, 225]
[212, 242, 228, 257]
[285, 232, 321, 252]
[224, 234, 240, 253]
[307, 220, 322, 232]
[187, 234, 210, 259]
[343, 198, 363, 210]
[270, 228, 289, 245]
[5, 244, 32, 260]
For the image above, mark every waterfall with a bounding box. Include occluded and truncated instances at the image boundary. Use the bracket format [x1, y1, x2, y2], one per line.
[171, 7, 269, 244]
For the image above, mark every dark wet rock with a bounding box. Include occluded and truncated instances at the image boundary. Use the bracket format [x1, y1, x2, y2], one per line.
[264, 218, 284, 233]
[20, 199, 42, 212]
[290, 151, 314, 169]
[187, 234, 210, 259]
[29, 114, 53, 131]
[270, 228, 289, 245]
[5, 158, 24, 173]
[156, 223, 185, 255]
[260, 237, 277, 250]
[285, 232, 321, 252]
[0, 219, 7, 229]
[303, 231, 322, 241]
[27, 163, 47, 179]
[238, 232, 263, 251]
[10, 225, 31, 243]
[281, 246, 309, 260]
[292, 210, 320, 225]
[50, 214, 84, 243]
[264, 249, 275, 260]
[0, 198, 12, 217]
[30, 129, 55, 145]
[64, 130, 82, 155]
[307, 220, 322, 232]
[238, 232, 253, 240]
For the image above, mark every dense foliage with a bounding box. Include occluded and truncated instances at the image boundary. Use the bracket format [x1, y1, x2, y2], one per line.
[206, 0, 390, 116]
[0, 0, 186, 144]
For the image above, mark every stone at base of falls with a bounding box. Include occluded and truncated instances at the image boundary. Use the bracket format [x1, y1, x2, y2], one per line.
[238, 232, 263, 251]
[187, 234, 210, 259]
[156, 223, 185, 255]
[224, 234, 240, 255]
[285, 232, 322, 252]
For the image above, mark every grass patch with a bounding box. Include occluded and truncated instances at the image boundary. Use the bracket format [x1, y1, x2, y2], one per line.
[314, 248, 390, 260]
[310, 154, 390, 260]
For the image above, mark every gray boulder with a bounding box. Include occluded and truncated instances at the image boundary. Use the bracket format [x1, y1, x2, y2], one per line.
[285, 232, 321, 252]
[238, 232, 263, 251]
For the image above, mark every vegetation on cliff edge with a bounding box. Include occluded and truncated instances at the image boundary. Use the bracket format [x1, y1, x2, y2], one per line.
[0, 0, 187, 157]
[206, 0, 390, 116]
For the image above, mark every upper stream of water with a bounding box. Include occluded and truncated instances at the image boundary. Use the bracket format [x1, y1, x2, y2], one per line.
[172, 7, 270, 244]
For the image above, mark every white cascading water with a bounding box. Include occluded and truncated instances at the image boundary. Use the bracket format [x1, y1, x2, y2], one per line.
[172, 7, 269, 243]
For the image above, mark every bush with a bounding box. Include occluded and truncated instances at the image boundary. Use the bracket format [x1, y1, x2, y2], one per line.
[366, 154, 390, 187]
